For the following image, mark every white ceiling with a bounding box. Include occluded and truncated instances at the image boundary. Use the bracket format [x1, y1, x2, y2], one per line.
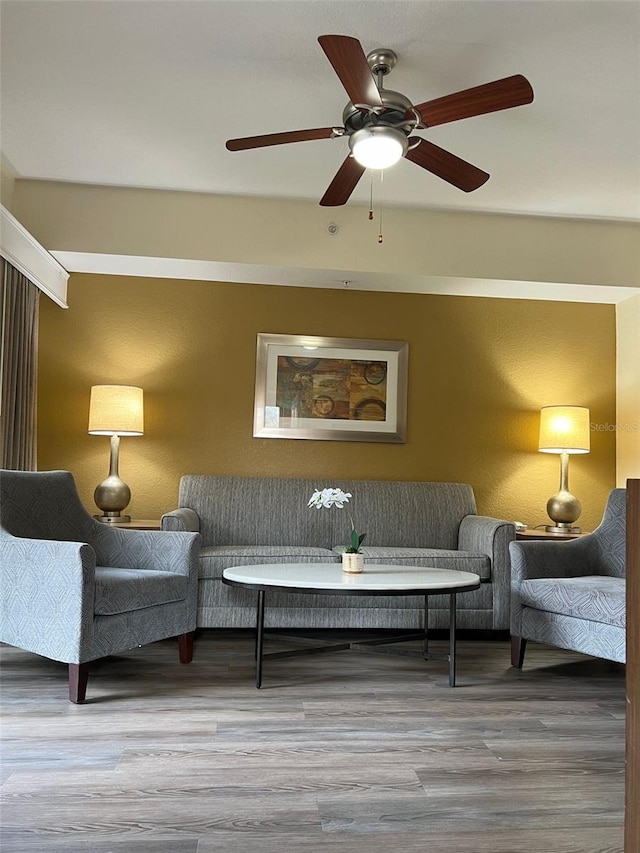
[2, 0, 639, 222]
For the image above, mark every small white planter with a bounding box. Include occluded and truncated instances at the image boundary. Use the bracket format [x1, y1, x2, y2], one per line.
[342, 552, 365, 573]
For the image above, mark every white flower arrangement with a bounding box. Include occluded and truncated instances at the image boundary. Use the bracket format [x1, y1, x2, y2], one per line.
[308, 487, 366, 553]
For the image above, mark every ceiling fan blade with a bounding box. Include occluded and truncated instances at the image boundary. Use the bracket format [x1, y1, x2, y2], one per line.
[319, 156, 366, 206]
[414, 74, 534, 128]
[318, 34, 382, 108]
[405, 138, 490, 192]
[226, 127, 337, 151]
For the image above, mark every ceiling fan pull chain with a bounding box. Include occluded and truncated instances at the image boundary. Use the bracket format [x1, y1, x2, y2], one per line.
[378, 171, 384, 244]
[369, 175, 374, 220]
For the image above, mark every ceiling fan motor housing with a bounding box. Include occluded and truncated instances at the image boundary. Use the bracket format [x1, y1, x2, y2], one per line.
[342, 88, 416, 136]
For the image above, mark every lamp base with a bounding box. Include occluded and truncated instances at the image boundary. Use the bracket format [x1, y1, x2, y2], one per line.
[545, 523, 582, 534]
[545, 485, 582, 534]
[94, 513, 131, 524]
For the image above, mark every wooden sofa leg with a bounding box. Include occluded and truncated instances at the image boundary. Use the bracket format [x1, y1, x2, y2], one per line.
[69, 662, 90, 704]
[511, 636, 527, 668]
[178, 631, 195, 664]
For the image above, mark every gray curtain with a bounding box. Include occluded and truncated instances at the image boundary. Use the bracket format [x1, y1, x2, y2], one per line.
[0, 256, 40, 470]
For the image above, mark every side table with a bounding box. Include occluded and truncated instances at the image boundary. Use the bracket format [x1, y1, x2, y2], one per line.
[105, 519, 162, 530]
[516, 528, 587, 541]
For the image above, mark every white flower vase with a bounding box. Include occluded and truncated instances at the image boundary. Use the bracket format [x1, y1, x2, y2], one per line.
[342, 552, 364, 573]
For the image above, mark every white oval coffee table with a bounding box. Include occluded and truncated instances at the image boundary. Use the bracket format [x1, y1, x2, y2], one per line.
[222, 563, 481, 688]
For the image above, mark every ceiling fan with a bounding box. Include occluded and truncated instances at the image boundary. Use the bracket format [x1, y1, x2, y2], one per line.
[226, 34, 534, 207]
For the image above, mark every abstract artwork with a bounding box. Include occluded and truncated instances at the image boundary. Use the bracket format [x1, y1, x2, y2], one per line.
[253, 334, 408, 442]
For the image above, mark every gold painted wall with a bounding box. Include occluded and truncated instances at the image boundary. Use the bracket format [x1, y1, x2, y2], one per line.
[38, 273, 616, 530]
[616, 294, 640, 483]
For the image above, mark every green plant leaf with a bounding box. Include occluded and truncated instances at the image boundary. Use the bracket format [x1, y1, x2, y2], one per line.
[348, 529, 366, 553]
[349, 528, 360, 551]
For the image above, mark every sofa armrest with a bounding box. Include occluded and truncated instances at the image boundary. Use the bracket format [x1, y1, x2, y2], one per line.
[0, 536, 96, 663]
[458, 515, 515, 630]
[161, 507, 201, 533]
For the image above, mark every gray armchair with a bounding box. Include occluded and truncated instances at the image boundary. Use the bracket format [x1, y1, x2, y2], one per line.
[0, 470, 201, 703]
[510, 488, 626, 668]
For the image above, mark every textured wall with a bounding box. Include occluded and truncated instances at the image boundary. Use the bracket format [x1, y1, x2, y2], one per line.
[12, 180, 640, 289]
[616, 294, 640, 483]
[38, 273, 616, 531]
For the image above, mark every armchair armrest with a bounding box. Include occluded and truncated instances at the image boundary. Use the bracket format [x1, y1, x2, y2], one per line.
[0, 536, 96, 663]
[161, 507, 201, 533]
[509, 537, 595, 583]
[509, 537, 595, 635]
[458, 515, 515, 630]
[92, 527, 201, 576]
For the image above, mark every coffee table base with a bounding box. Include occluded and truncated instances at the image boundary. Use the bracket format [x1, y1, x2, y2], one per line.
[253, 590, 459, 688]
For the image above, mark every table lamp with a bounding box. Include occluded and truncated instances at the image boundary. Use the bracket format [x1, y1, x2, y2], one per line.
[88, 385, 144, 523]
[538, 405, 590, 533]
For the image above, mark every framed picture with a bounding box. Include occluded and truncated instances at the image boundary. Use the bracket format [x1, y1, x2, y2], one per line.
[253, 333, 408, 442]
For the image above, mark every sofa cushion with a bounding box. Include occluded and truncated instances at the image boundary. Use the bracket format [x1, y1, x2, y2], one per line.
[338, 547, 491, 581]
[520, 575, 626, 628]
[94, 568, 187, 616]
[198, 545, 338, 580]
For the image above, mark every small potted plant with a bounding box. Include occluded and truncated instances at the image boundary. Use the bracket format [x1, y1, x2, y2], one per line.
[308, 487, 366, 573]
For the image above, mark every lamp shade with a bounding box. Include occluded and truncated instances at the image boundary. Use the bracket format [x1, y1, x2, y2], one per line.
[88, 385, 144, 436]
[538, 406, 590, 454]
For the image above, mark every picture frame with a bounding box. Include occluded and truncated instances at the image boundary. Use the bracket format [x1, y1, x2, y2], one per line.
[253, 333, 408, 442]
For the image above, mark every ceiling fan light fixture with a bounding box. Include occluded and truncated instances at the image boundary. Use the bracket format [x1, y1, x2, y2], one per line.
[226, 35, 534, 206]
[349, 126, 408, 170]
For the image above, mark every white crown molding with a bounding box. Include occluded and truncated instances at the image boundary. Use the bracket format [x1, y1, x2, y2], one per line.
[0, 205, 68, 307]
[50, 251, 640, 305]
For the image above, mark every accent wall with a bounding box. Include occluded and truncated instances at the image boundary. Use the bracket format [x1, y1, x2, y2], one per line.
[37, 273, 616, 531]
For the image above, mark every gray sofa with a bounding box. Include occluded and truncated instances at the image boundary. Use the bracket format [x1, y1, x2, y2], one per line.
[161, 476, 515, 630]
[510, 488, 626, 667]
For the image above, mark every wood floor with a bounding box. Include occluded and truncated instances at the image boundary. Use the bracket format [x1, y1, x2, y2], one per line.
[0, 630, 626, 853]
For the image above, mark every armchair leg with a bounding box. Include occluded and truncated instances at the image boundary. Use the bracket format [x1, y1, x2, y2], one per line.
[69, 663, 90, 704]
[178, 631, 195, 664]
[511, 636, 527, 668]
